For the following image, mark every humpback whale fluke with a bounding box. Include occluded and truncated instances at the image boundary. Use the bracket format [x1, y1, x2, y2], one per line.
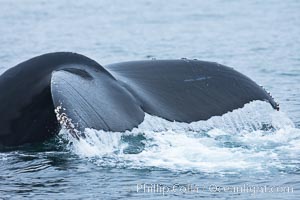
[0, 52, 279, 146]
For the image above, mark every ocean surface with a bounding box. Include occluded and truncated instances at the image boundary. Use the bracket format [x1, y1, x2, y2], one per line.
[0, 0, 300, 199]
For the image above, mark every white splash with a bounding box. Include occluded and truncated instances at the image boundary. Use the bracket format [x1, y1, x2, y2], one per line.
[59, 101, 300, 173]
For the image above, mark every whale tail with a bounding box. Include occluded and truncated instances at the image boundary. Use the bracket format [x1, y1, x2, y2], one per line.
[0, 53, 279, 146]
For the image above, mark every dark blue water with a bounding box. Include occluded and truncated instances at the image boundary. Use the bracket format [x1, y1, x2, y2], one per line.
[0, 0, 300, 199]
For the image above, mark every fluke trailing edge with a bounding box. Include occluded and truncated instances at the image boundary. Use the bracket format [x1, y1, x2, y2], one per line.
[0, 52, 279, 146]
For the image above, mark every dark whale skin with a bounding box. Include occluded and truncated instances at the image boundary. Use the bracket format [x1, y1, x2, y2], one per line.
[0, 52, 115, 146]
[0, 52, 278, 146]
